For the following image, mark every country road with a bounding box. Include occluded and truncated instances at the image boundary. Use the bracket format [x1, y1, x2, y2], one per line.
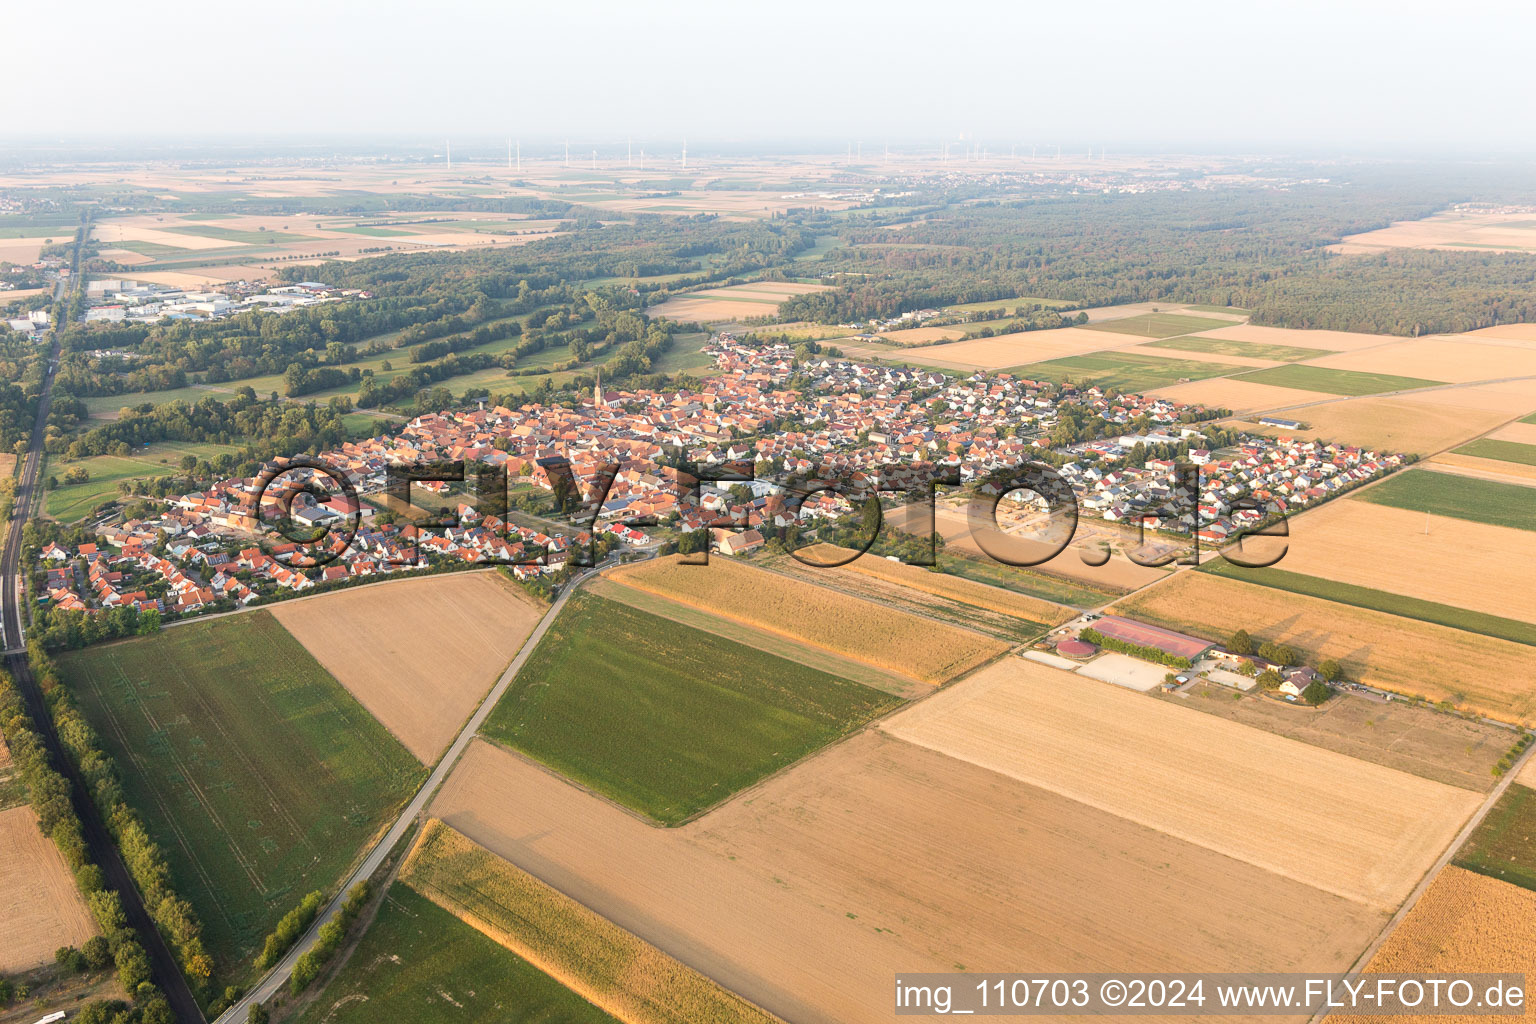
[214, 564, 599, 1024]
[1, 257, 209, 1024]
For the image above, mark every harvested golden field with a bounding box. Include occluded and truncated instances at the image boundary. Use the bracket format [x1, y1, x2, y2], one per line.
[798, 543, 1075, 625]
[1251, 393, 1521, 453]
[269, 571, 542, 763]
[877, 325, 965, 345]
[1333, 867, 1536, 1024]
[1488, 421, 1536, 445]
[1330, 208, 1536, 255]
[401, 820, 776, 1024]
[0, 452, 15, 478]
[1468, 323, 1536, 342]
[0, 238, 53, 263]
[0, 805, 100, 972]
[433, 736, 1381, 1024]
[1433, 453, 1536, 484]
[896, 326, 1128, 370]
[883, 658, 1479, 909]
[647, 282, 828, 323]
[604, 555, 1006, 685]
[1303, 336, 1536, 383]
[1149, 377, 1335, 415]
[1280, 498, 1536, 623]
[1115, 571, 1536, 722]
[1192, 324, 1394, 351]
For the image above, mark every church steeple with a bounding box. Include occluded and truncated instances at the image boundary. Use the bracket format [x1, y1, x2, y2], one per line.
[594, 367, 603, 409]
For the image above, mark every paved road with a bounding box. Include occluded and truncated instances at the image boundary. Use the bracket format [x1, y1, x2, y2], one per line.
[215, 565, 598, 1024]
[0, 283, 208, 1024]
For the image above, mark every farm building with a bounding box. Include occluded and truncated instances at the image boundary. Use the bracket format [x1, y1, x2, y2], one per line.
[1092, 615, 1213, 662]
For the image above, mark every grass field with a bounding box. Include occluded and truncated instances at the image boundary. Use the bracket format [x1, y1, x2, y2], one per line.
[1007, 351, 1246, 393]
[1452, 438, 1536, 467]
[293, 883, 617, 1024]
[480, 592, 901, 824]
[1081, 312, 1237, 338]
[401, 820, 777, 1024]
[45, 441, 242, 520]
[60, 613, 425, 983]
[1143, 335, 1331, 362]
[1356, 469, 1536, 532]
[1454, 783, 1536, 893]
[1200, 559, 1536, 647]
[1234, 365, 1446, 396]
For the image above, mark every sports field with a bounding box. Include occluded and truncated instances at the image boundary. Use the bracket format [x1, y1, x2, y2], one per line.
[293, 883, 618, 1024]
[882, 658, 1478, 909]
[270, 572, 543, 763]
[1081, 312, 1236, 338]
[1453, 783, 1536, 893]
[1011, 350, 1246, 392]
[1355, 469, 1536, 532]
[480, 591, 901, 824]
[59, 613, 425, 980]
[1234, 365, 1446, 396]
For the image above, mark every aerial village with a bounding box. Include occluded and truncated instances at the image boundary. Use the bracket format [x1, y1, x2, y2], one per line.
[36, 336, 1403, 628]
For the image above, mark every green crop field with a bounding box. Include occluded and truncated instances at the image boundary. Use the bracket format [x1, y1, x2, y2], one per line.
[1143, 335, 1332, 362]
[1521, 412, 1536, 425]
[160, 224, 319, 243]
[1452, 438, 1536, 467]
[293, 883, 617, 1024]
[1200, 560, 1536, 647]
[60, 613, 425, 984]
[82, 386, 216, 416]
[1354, 469, 1536, 532]
[45, 441, 242, 521]
[1455, 783, 1536, 893]
[1008, 351, 1246, 393]
[481, 592, 902, 824]
[1234, 365, 1445, 396]
[1081, 312, 1236, 338]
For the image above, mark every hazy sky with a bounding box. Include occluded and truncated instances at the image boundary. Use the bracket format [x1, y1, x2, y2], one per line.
[10, 0, 1535, 152]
